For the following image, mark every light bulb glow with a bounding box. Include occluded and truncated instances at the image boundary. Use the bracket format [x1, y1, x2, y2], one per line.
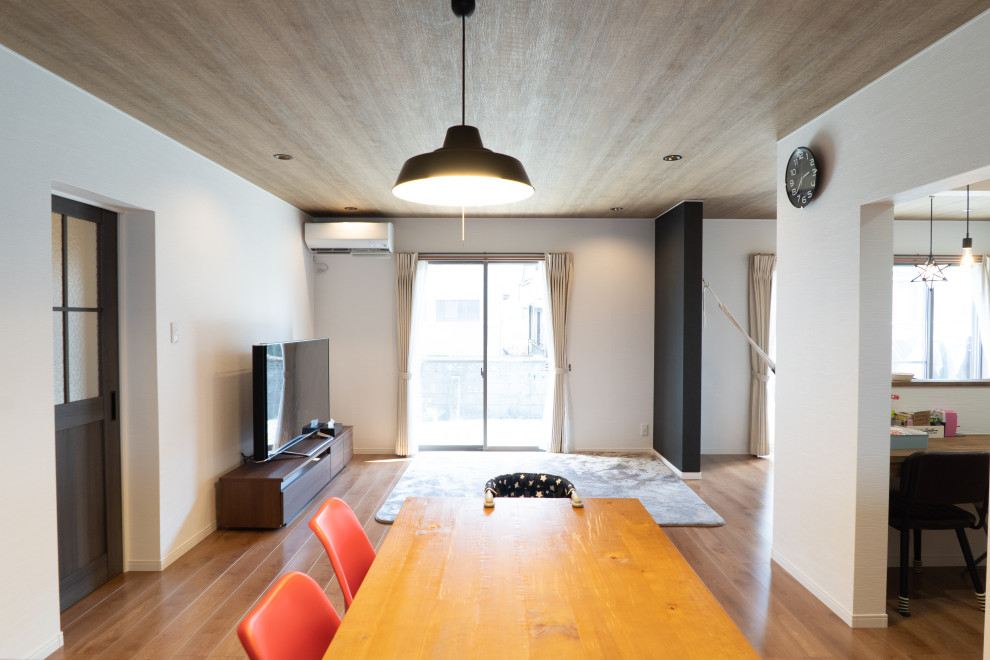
[393, 175, 534, 207]
[912, 255, 948, 288]
[961, 246, 975, 268]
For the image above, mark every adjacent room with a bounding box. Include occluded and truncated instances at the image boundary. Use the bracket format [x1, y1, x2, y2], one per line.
[2, 2, 990, 658]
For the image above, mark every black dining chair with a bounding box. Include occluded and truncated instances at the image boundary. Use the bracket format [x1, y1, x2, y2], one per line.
[484, 472, 583, 508]
[888, 450, 989, 616]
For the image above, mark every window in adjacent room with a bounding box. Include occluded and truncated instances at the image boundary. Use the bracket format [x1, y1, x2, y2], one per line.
[891, 259, 987, 379]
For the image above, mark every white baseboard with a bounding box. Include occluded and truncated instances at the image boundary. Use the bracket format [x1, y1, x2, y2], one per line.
[163, 520, 217, 570]
[701, 448, 754, 455]
[582, 446, 655, 453]
[772, 551, 888, 629]
[126, 558, 166, 572]
[30, 631, 63, 658]
[128, 520, 217, 572]
[652, 449, 702, 479]
[355, 447, 660, 455]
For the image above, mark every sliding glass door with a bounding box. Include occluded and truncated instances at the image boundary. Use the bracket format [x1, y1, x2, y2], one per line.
[485, 262, 552, 448]
[412, 262, 486, 449]
[410, 258, 552, 451]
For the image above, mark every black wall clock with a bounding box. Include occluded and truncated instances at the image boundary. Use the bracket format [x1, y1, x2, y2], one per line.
[785, 146, 819, 208]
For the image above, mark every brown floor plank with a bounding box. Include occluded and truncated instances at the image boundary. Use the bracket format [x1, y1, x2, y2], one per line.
[49, 452, 984, 659]
[667, 455, 984, 660]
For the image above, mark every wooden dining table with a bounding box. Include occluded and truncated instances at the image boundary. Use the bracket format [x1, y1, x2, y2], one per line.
[324, 496, 758, 659]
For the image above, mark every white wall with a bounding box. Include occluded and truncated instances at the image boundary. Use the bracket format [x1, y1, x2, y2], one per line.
[701, 219, 776, 454]
[0, 46, 314, 658]
[893, 218, 990, 257]
[774, 10, 990, 629]
[314, 217, 655, 454]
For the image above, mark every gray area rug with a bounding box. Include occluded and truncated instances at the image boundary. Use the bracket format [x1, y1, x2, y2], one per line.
[375, 451, 724, 527]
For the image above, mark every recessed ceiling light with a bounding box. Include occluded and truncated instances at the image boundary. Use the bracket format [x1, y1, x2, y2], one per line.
[344, 207, 358, 211]
[663, 154, 682, 162]
[273, 153, 294, 160]
[610, 207, 624, 212]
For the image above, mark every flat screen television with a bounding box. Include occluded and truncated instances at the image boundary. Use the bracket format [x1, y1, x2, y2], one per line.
[252, 337, 331, 461]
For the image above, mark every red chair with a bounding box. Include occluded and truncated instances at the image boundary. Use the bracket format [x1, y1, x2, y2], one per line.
[236, 571, 341, 660]
[308, 497, 376, 609]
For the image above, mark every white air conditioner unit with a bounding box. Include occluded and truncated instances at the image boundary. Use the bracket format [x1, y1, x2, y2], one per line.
[304, 221, 394, 254]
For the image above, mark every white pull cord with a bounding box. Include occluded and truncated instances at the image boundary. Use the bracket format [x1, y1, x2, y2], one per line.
[703, 278, 776, 374]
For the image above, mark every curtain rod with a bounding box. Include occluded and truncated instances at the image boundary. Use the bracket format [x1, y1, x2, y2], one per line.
[417, 253, 546, 261]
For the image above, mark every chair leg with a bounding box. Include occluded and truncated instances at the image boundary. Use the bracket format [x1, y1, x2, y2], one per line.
[899, 528, 911, 616]
[912, 529, 923, 573]
[955, 528, 986, 611]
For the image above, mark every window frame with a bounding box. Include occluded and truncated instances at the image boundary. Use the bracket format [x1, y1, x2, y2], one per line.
[892, 255, 985, 381]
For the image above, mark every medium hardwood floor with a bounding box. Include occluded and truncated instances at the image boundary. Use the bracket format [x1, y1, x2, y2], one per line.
[49, 453, 984, 659]
[665, 455, 985, 659]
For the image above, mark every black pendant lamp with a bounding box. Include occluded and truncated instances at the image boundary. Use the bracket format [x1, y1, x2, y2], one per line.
[392, 0, 534, 207]
[913, 196, 948, 289]
[961, 185, 975, 268]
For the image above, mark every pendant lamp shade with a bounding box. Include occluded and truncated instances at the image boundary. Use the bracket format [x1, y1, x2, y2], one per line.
[392, 0, 533, 207]
[912, 196, 947, 289]
[961, 184, 975, 268]
[393, 125, 534, 206]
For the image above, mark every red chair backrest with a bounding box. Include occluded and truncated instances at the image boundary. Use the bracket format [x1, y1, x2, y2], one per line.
[237, 571, 341, 660]
[308, 497, 376, 609]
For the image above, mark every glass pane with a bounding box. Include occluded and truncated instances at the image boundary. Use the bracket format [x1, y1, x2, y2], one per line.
[67, 311, 99, 401]
[932, 265, 976, 379]
[486, 262, 552, 448]
[51, 213, 63, 307]
[53, 312, 64, 405]
[67, 215, 98, 308]
[410, 262, 484, 448]
[891, 266, 928, 378]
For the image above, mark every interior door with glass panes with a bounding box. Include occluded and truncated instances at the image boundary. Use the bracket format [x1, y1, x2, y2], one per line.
[51, 196, 122, 610]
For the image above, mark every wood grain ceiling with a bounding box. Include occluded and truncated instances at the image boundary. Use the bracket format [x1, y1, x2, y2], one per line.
[0, 1, 988, 219]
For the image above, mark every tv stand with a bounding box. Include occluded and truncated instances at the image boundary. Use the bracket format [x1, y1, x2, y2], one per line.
[216, 426, 353, 529]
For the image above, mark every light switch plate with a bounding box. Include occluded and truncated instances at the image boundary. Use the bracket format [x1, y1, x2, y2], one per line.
[170, 322, 179, 344]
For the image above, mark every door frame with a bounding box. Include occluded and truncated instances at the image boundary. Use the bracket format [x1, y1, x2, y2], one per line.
[52, 195, 122, 609]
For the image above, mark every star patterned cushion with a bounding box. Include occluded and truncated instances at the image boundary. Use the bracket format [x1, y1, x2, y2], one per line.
[484, 473, 577, 499]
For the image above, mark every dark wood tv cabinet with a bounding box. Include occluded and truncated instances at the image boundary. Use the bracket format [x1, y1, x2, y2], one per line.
[216, 425, 353, 529]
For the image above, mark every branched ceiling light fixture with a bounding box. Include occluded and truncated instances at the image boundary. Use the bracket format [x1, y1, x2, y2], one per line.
[912, 196, 948, 289]
[961, 184, 975, 268]
[392, 0, 534, 214]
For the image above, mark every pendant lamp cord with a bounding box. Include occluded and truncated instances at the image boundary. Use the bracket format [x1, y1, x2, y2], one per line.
[966, 185, 971, 238]
[461, 15, 466, 126]
[929, 196, 934, 258]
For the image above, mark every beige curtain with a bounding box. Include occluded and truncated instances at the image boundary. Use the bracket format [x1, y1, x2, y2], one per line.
[975, 257, 990, 377]
[545, 252, 573, 453]
[748, 254, 776, 456]
[394, 252, 417, 456]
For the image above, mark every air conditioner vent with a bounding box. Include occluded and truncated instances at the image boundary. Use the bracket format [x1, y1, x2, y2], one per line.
[304, 221, 394, 254]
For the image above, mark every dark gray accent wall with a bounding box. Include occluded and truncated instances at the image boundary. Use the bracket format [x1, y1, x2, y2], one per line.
[653, 201, 703, 473]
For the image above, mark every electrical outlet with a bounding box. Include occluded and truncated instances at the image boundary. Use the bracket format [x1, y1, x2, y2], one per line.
[640, 423, 649, 437]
